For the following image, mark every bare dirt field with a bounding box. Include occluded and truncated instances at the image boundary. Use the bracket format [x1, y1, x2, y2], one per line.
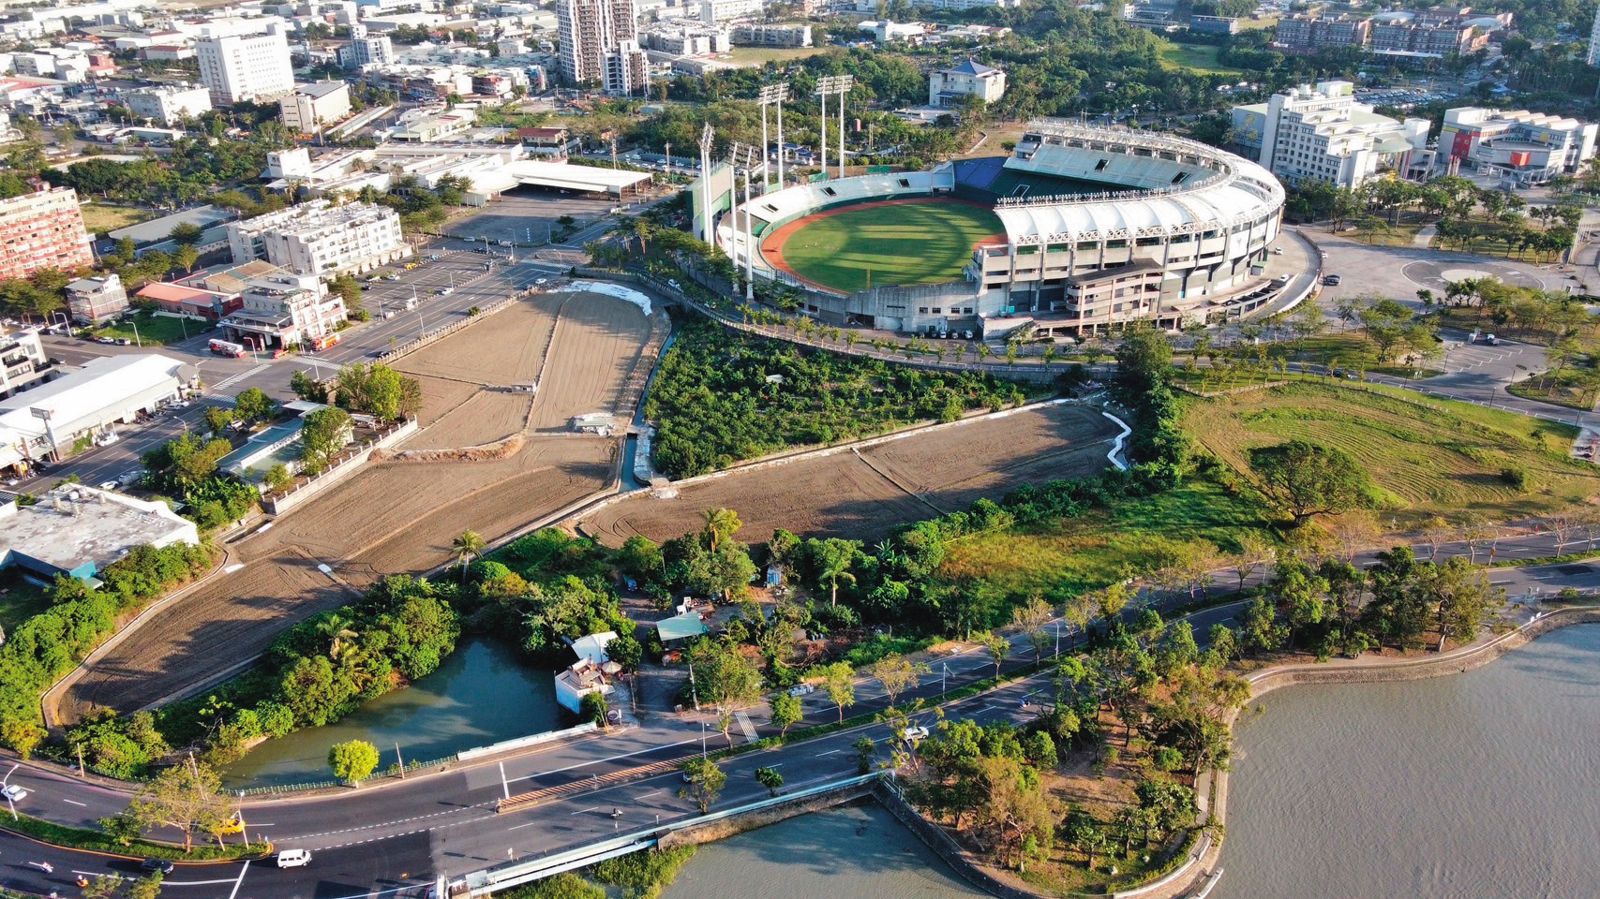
[577, 403, 1118, 547]
[59, 291, 652, 722]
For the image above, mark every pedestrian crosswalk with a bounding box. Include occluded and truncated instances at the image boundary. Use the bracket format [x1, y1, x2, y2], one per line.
[209, 363, 269, 393]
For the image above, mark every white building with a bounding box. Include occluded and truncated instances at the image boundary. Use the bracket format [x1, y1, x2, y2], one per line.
[0, 484, 199, 582]
[928, 58, 1006, 107]
[123, 84, 212, 125]
[1232, 80, 1428, 189]
[0, 328, 52, 399]
[196, 30, 295, 106]
[554, 631, 617, 713]
[696, 0, 763, 22]
[280, 81, 352, 133]
[65, 273, 128, 323]
[556, 0, 648, 95]
[338, 23, 395, 69]
[730, 22, 811, 47]
[909, 0, 1019, 9]
[220, 268, 346, 351]
[0, 354, 191, 472]
[227, 200, 409, 277]
[643, 19, 730, 56]
[1438, 108, 1599, 187]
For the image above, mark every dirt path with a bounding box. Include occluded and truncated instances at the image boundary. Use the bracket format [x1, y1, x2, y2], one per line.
[60, 291, 651, 723]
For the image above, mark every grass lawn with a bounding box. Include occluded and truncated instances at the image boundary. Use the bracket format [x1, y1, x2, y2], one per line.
[79, 202, 151, 237]
[1508, 370, 1598, 411]
[92, 310, 210, 346]
[0, 570, 50, 634]
[939, 479, 1273, 602]
[774, 199, 1003, 293]
[722, 46, 831, 66]
[1182, 380, 1600, 530]
[1156, 43, 1245, 77]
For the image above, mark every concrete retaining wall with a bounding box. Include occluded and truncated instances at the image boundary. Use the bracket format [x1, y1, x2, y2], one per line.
[657, 781, 877, 849]
[872, 780, 1043, 899]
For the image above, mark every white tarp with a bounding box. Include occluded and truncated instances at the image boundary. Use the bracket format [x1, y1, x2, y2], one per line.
[563, 280, 652, 316]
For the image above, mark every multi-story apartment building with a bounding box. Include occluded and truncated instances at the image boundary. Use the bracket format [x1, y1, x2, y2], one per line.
[196, 30, 295, 106]
[227, 200, 410, 277]
[219, 269, 346, 351]
[338, 23, 395, 69]
[1273, 14, 1370, 51]
[123, 84, 212, 125]
[280, 81, 352, 133]
[730, 23, 811, 47]
[1368, 12, 1486, 60]
[1232, 81, 1428, 189]
[928, 58, 1006, 107]
[0, 327, 53, 399]
[65, 274, 128, 323]
[643, 20, 729, 57]
[556, 0, 648, 95]
[695, 0, 763, 22]
[0, 187, 95, 282]
[1439, 108, 1599, 187]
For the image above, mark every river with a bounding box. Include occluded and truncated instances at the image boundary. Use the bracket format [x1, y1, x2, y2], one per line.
[1218, 624, 1600, 898]
[223, 638, 564, 788]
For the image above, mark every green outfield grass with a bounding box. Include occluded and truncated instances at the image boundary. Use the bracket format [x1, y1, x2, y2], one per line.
[773, 199, 1003, 294]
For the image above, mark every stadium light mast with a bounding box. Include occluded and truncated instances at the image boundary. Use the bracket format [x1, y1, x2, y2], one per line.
[698, 123, 714, 243]
[816, 75, 853, 179]
[730, 143, 758, 301]
[757, 82, 789, 189]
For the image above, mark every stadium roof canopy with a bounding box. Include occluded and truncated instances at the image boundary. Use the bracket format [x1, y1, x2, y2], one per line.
[505, 160, 651, 197]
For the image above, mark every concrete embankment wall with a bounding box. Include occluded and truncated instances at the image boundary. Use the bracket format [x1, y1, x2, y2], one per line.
[657, 781, 876, 850]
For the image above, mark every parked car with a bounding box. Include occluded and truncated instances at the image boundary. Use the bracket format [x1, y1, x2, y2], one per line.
[97, 480, 118, 490]
[1322, 274, 1341, 286]
[140, 858, 175, 875]
[437, 287, 454, 296]
[786, 683, 815, 697]
[902, 726, 930, 742]
[276, 849, 312, 869]
[1, 784, 28, 802]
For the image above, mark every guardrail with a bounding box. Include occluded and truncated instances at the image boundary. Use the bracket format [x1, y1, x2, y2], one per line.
[458, 723, 597, 762]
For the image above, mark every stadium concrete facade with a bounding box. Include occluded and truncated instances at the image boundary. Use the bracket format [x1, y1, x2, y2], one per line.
[718, 120, 1288, 338]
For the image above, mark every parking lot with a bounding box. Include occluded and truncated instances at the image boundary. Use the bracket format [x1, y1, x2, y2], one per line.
[446, 190, 622, 248]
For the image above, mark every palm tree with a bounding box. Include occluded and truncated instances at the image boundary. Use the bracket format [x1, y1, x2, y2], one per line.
[452, 530, 486, 580]
[701, 508, 741, 552]
[316, 612, 359, 661]
[629, 217, 651, 256]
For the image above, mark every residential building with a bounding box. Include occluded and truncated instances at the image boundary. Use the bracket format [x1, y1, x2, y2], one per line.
[643, 19, 729, 56]
[227, 200, 409, 277]
[386, 107, 476, 142]
[0, 328, 52, 398]
[0, 354, 191, 472]
[338, 23, 395, 69]
[1439, 107, 1599, 187]
[196, 30, 295, 106]
[1368, 11, 1486, 60]
[730, 22, 811, 48]
[65, 273, 128, 323]
[928, 58, 1006, 107]
[123, 83, 212, 125]
[1189, 15, 1239, 36]
[1272, 14, 1370, 51]
[219, 268, 346, 350]
[553, 631, 617, 713]
[1233, 81, 1428, 189]
[280, 81, 352, 133]
[696, 0, 763, 22]
[556, 0, 648, 95]
[0, 187, 95, 282]
[0, 484, 198, 582]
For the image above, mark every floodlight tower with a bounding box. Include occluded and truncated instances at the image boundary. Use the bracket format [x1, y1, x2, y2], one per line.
[815, 75, 853, 179]
[697, 122, 714, 242]
[757, 82, 789, 189]
[730, 143, 759, 301]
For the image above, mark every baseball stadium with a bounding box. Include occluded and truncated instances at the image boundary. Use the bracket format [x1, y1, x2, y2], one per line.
[709, 120, 1290, 339]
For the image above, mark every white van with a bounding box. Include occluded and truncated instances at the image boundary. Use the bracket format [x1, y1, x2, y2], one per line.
[276, 849, 312, 868]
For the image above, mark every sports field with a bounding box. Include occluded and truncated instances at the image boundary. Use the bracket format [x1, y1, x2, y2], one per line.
[762, 198, 1004, 294]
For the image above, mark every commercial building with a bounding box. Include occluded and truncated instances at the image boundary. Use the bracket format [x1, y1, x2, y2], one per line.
[0, 354, 192, 472]
[196, 30, 294, 106]
[0, 187, 95, 282]
[226, 200, 409, 277]
[280, 81, 352, 133]
[1368, 10, 1488, 60]
[556, 0, 648, 95]
[123, 83, 212, 125]
[0, 484, 198, 582]
[730, 22, 811, 48]
[1272, 14, 1371, 51]
[338, 23, 395, 69]
[386, 107, 476, 142]
[65, 273, 128, 323]
[0, 328, 52, 398]
[1439, 108, 1599, 187]
[928, 58, 1006, 107]
[219, 268, 346, 351]
[908, 0, 1019, 9]
[1232, 81, 1428, 189]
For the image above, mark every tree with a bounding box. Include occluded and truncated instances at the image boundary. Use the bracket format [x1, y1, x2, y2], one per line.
[129, 874, 164, 899]
[678, 756, 726, 813]
[174, 243, 200, 274]
[265, 463, 293, 492]
[1012, 595, 1053, 661]
[700, 507, 742, 552]
[976, 629, 1009, 678]
[755, 765, 784, 797]
[1231, 532, 1276, 592]
[81, 875, 128, 899]
[820, 660, 856, 723]
[769, 691, 802, 737]
[233, 387, 277, 425]
[869, 653, 929, 706]
[125, 758, 233, 852]
[1427, 557, 1502, 651]
[299, 406, 353, 471]
[1249, 440, 1372, 525]
[451, 530, 486, 580]
[686, 638, 763, 720]
[807, 537, 861, 607]
[203, 405, 234, 436]
[1357, 297, 1416, 362]
[328, 739, 380, 785]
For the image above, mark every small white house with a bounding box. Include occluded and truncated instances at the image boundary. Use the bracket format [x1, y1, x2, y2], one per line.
[554, 631, 618, 713]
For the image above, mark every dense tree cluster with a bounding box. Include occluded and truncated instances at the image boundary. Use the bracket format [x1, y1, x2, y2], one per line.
[647, 319, 1027, 479]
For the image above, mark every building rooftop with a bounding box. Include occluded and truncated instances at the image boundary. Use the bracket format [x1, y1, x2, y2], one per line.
[0, 484, 196, 576]
[294, 80, 349, 99]
[942, 57, 999, 76]
[107, 204, 234, 245]
[0, 354, 188, 437]
[655, 611, 709, 642]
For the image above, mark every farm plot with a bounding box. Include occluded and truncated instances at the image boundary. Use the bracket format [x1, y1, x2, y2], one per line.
[529, 297, 652, 430]
[403, 390, 533, 451]
[578, 403, 1117, 546]
[393, 296, 559, 386]
[61, 290, 650, 721]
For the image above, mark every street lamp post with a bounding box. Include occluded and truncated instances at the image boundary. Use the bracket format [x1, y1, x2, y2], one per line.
[130, 320, 141, 348]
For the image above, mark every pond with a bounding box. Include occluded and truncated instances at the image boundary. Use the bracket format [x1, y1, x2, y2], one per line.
[222, 637, 564, 788]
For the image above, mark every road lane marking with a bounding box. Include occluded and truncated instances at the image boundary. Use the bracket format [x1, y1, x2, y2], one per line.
[508, 820, 542, 830]
[226, 860, 250, 899]
[61, 798, 86, 806]
[814, 749, 842, 757]
[570, 806, 597, 815]
[507, 736, 702, 785]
